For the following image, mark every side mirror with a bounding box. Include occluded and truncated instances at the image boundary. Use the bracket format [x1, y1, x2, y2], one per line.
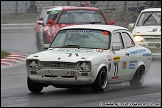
[128, 23, 135, 29]
[37, 20, 44, 25]
[108, 20, 115, 25]
[112, 46, 121, 52]
[47, 20, 55, 25]
[44, 44, 50, 49]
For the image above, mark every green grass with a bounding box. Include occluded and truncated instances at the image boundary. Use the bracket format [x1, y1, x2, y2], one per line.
[1, 13, 39, 24]
[1, 51, 10, 59]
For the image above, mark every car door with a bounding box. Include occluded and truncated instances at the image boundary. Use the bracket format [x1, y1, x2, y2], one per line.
[111, 30, 136, 82]
[119, 31, 138, 81]
[109, 30, 130, 83]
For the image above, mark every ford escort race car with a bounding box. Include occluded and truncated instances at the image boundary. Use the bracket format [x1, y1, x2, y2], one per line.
[26, 24, 152, 93]
[128, 8, 161, 56]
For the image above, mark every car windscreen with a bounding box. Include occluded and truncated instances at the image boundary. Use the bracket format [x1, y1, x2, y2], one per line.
[50, 29, 111, 49]
[136, 11, 161, 26]
[44, 10, 60, 24]
[57, 9, 106, 24]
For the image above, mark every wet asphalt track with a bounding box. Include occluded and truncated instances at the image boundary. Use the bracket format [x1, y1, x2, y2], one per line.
[1, 30, 161, 107]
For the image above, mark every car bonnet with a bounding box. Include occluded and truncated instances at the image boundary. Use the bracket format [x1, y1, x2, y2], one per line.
[28, 48, 109, 62]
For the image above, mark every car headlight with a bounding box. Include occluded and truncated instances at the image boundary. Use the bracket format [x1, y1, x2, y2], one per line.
[134, 35, 144, 42]
[78, 61, 91, 72]
[26, 59, 40, 70]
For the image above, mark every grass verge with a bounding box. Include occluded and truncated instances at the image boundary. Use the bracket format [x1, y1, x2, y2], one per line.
[1, 51, 10, 59]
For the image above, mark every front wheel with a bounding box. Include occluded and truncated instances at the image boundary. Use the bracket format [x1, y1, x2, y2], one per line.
[27, 77, 43, 93]
[129, 66, 145, 88]
[91, 68, 108, 92]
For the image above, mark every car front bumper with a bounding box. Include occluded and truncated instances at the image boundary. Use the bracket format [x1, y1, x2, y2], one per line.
[138, 42, 161, 54]
[27, 69, 93, 85]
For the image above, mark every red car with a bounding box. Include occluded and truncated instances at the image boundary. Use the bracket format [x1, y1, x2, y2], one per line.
[37, 6, 115, 48]
[34, 6, 58, 32]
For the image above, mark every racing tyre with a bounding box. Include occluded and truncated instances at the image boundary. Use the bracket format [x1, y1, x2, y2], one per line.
[129, 66, 145, 88]
[91, 68, 108, 92]
[27, 77, 43, 93]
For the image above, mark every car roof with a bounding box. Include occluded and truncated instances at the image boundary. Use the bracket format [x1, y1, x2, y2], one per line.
[61, 24, 128, 32]
[47, 6, 77, 11]
[62, 6, 100, 10]
[142, 8, 161, 12]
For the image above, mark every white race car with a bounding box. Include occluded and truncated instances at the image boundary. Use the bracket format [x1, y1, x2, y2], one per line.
[128, 8, 161, 56]
[26, 24, 152, 93]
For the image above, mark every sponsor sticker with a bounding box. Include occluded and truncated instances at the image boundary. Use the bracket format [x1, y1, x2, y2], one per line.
[129, 49, 146, 54]
[113, 56, 120, 61]
[107, 55, 112, 61]
[129, 60, 137, 69]
[122, 62, 127, 69]
[143, 53, 152, 56]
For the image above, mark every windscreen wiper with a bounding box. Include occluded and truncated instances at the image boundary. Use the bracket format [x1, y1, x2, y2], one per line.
[62, 45, 80, 48]
[143, 13, 153, 26]
[89, 22, 102, 24]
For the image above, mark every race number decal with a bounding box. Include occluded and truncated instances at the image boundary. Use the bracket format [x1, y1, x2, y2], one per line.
[112, 62, 119, 79]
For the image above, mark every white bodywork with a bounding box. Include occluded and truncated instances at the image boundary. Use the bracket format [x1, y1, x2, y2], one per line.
[130, 8, 161, 55]
[26, 24, 152, 87]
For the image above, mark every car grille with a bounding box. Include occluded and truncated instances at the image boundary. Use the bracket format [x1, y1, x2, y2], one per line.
[144, 35, 161, 42]
[40, 61, 78, 69]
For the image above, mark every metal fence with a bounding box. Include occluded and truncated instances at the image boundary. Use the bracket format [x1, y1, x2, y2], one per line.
[1, 1, 150, 14]
[1, 1, 161, 28]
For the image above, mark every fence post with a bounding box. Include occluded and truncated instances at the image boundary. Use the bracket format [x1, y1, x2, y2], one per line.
[53, 1, 55, 6]
[107, 1, 109, 10]
[67, 1, 70, 6]
[26, 1, 28, 12]
[137, 1, 139, 12]
[15, 1, 18, 16]
[124, 1, 127, 11]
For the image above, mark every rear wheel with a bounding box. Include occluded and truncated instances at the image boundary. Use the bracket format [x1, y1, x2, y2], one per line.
[91, 68, 108, 92]
[27, 77, 43, 93]
[129, 66, 145, 88]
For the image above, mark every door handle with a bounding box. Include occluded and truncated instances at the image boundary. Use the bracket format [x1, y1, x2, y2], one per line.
[125, 52, 129, 56]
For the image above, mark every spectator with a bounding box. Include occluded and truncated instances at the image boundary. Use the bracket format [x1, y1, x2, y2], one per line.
[27, 1, 37, 13]
[81, 2, 88, 7]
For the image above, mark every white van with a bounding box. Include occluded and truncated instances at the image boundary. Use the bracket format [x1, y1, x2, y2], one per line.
[128, 8, 161, 55]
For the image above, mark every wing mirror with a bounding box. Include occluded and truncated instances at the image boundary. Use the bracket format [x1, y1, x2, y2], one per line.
[37, 20, 44, 25]
[44, 44, 50, 49]
[128, 23, 135, 29]
[108, 20, 115, 25]
[47, 20, 56, 25]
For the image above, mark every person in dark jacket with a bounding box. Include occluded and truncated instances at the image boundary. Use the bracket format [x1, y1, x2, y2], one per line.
[27, 1, 37, 13]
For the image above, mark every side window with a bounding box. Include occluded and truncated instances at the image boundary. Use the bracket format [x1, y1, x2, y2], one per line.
[112, 32, 124, 49]
[122, 32, 135, 48]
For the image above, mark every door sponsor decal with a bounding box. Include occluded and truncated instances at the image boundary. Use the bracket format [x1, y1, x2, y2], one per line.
[113, 56, 120, 61]
[129, 60, 137, 69]
[143, 53, 152, 56]
[129, 49, 146, 54]
[122, 62, 127, 69]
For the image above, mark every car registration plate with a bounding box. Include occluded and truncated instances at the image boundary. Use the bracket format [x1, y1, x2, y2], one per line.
[148, 43, 161, 48]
